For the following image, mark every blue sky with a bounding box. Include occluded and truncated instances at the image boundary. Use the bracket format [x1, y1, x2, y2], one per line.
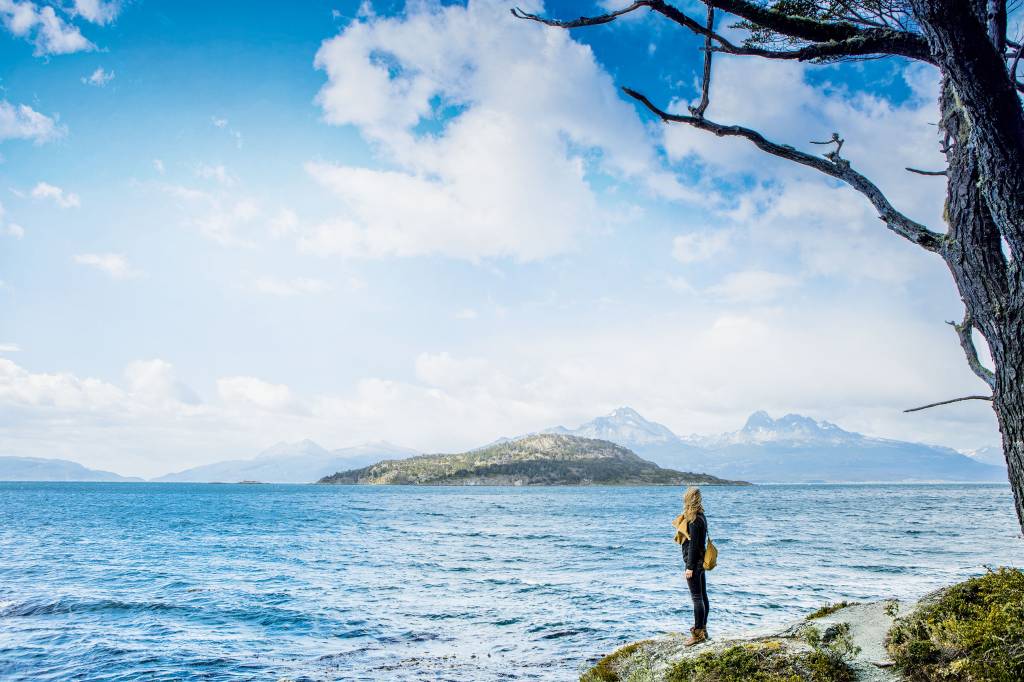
[0, 0, 1002, 476]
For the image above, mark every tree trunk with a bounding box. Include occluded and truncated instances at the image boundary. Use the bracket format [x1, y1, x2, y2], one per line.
[992, 331, 1024, 528]
[915, 0, 1024, 531]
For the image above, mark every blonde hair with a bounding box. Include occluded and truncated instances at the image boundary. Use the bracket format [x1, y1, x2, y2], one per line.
[680, 487, 704, 541]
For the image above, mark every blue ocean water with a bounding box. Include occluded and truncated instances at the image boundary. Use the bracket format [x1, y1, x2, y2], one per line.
[0, 483, 1020, 681]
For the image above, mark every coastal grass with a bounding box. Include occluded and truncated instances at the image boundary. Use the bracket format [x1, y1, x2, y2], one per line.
[805, 601, 859, 620]
[886, 567, 1024, 682]
[664, 632, 857, 682]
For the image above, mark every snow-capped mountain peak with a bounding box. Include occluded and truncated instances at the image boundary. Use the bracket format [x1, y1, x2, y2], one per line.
[547, 406, 679, 447]
[693, 411, 857, 447]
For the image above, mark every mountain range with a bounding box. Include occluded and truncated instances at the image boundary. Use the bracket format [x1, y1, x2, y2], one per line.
[1, 408, 1007, 483]
[548, 408, 1006, 483]
[0, 456, 142, 482]
[318, 433, 747, 486]
[153, 440, 419, 483]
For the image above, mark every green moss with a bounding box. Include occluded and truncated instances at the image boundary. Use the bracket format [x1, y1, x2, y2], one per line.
[580, 640, 652, 682]
[805, 601, 858, 620]
[664, 633, 856, 682]
[886, 567, 1024, 682]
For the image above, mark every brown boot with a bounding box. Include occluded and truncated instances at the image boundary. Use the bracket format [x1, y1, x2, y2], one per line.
[684, 628, 707, 647]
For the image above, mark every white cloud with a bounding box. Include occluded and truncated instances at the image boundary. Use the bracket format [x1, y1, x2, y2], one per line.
[707, 269, 800, 303]
[71, 0, 121, 25]
[660, 58, 946, 285]
[672, 230, 730, 264]
[0, 200, 24, 238]
[159, 181, 263, 247]
[0, 100, 64, 143]
[153, 158, 165, 174]
[269, 208, 297, 238]
[0, 343, 20, 352]
[0, 295, 1001, 478]
[73, 253, 141, 279]
[31, 181, 80, 208]
[0, 0, 94, 55]
[82, 66, 114, 86]
[195, 163, 234, 186]
[252, 276, 330, 296]
[217, 376, 303, 414]
[454, 308, 478, 320]
[307, 0, 685, 261]
[125, 359, 200, 405]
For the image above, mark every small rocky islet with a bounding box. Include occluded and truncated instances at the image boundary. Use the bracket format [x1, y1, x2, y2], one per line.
[316, 433, 749, 486]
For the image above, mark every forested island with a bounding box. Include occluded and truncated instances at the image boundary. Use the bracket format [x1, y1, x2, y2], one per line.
[317, 434, 748, 486]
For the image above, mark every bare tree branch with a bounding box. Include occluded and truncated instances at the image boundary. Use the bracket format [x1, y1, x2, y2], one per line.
[1010, 41, 1024, 82]
[511, 1, 934, 63]
[509, 2, 650, 28]
[690, 5, 714, 118]
[904, 395, 993, 412]
[948, 312, 997, 389]
[906, 167, 948, 176]
[621, 87, 945, 252]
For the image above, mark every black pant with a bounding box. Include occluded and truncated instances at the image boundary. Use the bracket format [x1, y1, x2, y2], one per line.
[686, 568, 709, 629]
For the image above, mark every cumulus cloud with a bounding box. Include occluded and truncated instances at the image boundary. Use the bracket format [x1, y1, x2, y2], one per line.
[81, 66, 114, 86]
[71, 0, 121, 25]
[306, 0, 685, 261]
[125, 359, 200, 405]
[31, 181, 79, 208]
[0, 291, 1000, 478]
[73, 253, 141, 279]
[0, 0, 94, 55]
[217, 376, 304, 414]
[0, 100, 64, 143]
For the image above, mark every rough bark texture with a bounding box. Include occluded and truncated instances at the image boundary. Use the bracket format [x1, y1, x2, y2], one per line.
[914, 0, 1024, 530]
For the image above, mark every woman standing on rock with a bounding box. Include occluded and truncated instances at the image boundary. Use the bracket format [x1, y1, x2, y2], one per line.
[674, 486, 709, 646]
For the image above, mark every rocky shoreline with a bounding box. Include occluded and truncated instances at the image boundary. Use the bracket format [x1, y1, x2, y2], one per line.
[582, 599, 909, 682]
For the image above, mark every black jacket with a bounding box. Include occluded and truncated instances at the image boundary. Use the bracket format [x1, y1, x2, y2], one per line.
[680, 512, 707, 571]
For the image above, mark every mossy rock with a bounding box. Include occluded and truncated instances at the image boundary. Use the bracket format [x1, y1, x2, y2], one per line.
[580, 639, 655, 682]
[886, 567, 1024, 682]
[663, 638, 856, 682]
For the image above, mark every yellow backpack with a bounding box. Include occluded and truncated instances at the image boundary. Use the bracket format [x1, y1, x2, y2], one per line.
[704, 533, 718, 571]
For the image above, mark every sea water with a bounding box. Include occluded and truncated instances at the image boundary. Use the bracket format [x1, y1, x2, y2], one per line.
[0, 482, 1021, 681]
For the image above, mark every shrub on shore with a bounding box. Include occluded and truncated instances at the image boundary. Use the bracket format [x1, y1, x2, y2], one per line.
[886, 567, 1024, 682]
[805, 601, 859, 620]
